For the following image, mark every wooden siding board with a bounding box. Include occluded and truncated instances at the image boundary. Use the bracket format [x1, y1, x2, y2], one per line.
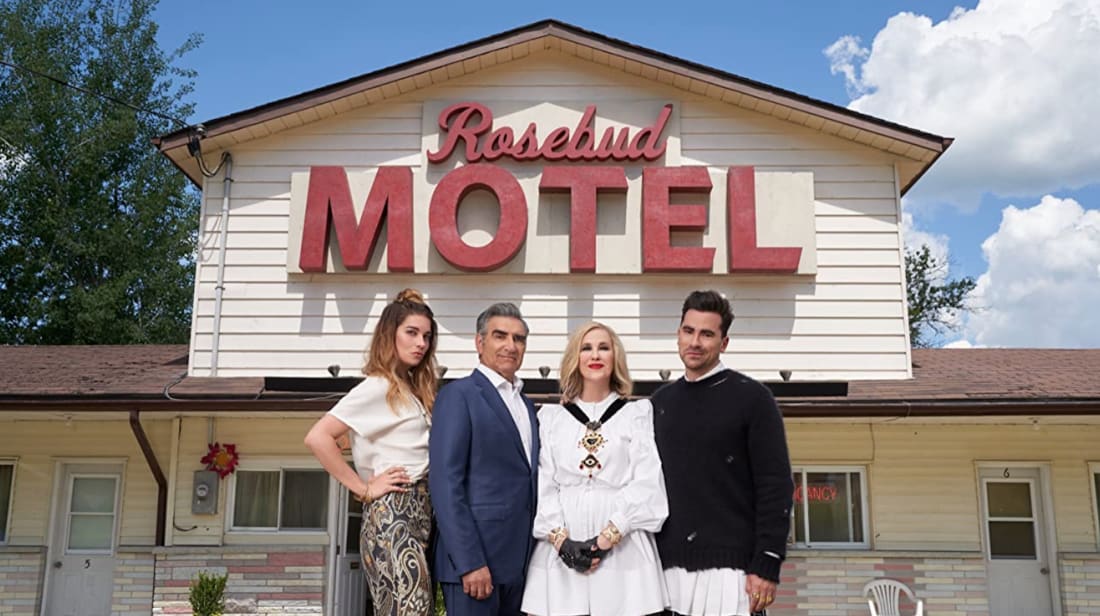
[186, 58, 911, 380]
[0, 420, 171, 545]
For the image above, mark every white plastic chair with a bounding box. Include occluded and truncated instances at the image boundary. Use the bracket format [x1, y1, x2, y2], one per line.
[863, 578, 924, 616]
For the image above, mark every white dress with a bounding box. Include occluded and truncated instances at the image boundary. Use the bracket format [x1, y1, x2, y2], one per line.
[521, 394, 669, 616]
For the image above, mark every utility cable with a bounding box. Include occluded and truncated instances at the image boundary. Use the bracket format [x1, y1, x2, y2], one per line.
[1, 58, 232, 178]
[0, 58, 190, 128]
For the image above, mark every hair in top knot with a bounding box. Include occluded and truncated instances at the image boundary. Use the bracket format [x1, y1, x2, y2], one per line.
[395, 288, 426, 305]
[363, 288, 438, 413]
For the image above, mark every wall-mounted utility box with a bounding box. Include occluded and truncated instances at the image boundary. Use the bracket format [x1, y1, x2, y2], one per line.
[192, 470, 219, 514]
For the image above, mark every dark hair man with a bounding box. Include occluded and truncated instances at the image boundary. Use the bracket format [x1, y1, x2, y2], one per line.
[652, 290, 794, 615]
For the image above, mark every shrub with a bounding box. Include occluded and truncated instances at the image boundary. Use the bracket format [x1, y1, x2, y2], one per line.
[189, 570, 228, 616]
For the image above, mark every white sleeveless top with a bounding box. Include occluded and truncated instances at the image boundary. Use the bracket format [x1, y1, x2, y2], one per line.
[327, 376, 431, 482]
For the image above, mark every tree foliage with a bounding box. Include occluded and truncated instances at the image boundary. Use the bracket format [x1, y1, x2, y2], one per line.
[905, 244, 976, 347]
[0, 0, 200, 344]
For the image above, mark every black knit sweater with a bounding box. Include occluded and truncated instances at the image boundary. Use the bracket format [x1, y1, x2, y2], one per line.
[652, 369, 794, 582]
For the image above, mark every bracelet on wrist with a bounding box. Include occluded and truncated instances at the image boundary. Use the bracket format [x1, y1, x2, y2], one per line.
[357, 482, 374, 503]
[600, 522, 622, 546]
[548, 527, 568, 549]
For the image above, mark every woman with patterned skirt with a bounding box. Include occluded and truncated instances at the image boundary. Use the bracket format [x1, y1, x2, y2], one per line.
[522, 322, 670, 616]
[305, 288, 438, 616]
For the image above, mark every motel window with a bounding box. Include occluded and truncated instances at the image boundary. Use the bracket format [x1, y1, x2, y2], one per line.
[230, 467, 328, 532]
[791, 466, 869, 548]
[1092, 463, 1100, 547]
[0, 461, 13, 543]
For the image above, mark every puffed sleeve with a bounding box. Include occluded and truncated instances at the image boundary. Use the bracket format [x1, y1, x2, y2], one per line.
[327, 377, 387, 437]
[532, 406, 568, 540]
[607, 399, 668, 536]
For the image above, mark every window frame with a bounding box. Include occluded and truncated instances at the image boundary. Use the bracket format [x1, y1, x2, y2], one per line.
[0, 459, 15, 545]
[226, 458, 329, 535]
[64, 472, 121, 555]
[790, 465, 870, 549]
[1090, 462, 1100, 549]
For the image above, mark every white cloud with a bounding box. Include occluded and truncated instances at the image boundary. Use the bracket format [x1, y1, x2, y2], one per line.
[826, 0, 1100, 206]
[964, 195, 1100, 346]
[900, 208, 950, 277]
[943, 339, 976, 348]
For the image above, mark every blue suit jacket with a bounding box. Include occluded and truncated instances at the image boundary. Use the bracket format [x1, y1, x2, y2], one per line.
[429, 369, 539, 585]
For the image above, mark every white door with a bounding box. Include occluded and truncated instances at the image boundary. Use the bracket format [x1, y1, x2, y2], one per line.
[333, 487, 370, 616]
[45, 464, 122, 616]
[980, 467, 1054, 616]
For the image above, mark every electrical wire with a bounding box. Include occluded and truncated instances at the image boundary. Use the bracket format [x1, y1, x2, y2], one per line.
[0, 58, 190, 128]
[0, 58, 229, 177]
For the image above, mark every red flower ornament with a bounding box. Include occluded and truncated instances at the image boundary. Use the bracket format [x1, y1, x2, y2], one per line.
[201, 442, 239, 478]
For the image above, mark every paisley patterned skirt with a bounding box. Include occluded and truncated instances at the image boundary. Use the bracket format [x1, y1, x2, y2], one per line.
[361, 478, 433, 616]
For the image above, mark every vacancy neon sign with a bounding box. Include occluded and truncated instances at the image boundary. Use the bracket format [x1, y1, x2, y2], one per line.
[296, 102, 804, 274]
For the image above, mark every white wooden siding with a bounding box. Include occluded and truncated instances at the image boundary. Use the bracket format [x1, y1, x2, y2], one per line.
[190, 51, 913, 380]
[168, 417, 322, 546]
[0, 420, 171, 546]
[787, 421, 1100, 551]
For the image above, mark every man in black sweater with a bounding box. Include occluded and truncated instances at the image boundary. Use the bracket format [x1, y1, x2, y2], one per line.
[653, 290, 793, 616]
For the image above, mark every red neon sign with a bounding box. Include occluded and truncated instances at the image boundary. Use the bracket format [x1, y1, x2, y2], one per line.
[793, 484, 839, 504]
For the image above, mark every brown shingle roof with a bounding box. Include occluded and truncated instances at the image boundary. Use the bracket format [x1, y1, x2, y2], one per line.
[851, 348, 1100, 402]
[0, 345, 188, 398]
[0, 346, 1097, 414]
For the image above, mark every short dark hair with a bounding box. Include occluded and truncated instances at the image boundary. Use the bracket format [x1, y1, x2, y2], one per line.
[681, 290, 734, 337]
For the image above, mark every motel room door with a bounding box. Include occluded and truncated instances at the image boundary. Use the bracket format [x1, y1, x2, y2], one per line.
[979, 466, 1055, 616]
[333, 486, 371, 616]
[44, 463, 122, 616]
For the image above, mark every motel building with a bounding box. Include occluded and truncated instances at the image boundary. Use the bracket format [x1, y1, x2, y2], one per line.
[2, 20, 1100, 616]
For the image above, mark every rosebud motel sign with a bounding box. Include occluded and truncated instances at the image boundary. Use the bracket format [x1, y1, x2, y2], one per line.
[155, 20, 951, 381]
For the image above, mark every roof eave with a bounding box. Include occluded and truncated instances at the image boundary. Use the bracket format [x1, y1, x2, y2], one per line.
[155, 19, 950, 184]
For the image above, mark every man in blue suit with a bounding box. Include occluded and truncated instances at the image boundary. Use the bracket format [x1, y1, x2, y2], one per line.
[430, 302, 539, 616]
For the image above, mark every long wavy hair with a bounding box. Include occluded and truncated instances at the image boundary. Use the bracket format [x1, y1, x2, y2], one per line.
[363, 288, 439, 414]
[558, 321, 633, 403]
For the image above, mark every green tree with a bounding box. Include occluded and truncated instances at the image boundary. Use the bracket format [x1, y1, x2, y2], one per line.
[905, 244, 976, 347]
[0, 0, 200, 344]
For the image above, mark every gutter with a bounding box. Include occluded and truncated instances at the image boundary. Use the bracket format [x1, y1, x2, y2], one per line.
[210, 156, 234, 377]
[778, 398, 1100, 418]
[4, 395, 1100, 417]
[128, 410, 167, 546]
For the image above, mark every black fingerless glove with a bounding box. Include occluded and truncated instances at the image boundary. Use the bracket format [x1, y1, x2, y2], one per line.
[557, 538, 595, 572]
[583, 536, 610, 560]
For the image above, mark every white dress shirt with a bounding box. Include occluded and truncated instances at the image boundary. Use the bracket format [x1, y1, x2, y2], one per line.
[477, 363, 533, 464]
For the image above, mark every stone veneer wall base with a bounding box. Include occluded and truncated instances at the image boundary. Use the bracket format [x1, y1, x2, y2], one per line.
[1061, 553, 1100, 616]
[0, 547, 46, 616]
[152, 545, 326, 616]
[779, 551, 990, 616]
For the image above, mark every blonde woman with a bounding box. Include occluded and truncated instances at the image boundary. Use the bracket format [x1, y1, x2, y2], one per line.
[305, 288, 438, 616]
[522, 322, 669, 616]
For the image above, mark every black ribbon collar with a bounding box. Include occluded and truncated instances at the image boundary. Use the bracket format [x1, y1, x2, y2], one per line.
[562, 397, 628, 431]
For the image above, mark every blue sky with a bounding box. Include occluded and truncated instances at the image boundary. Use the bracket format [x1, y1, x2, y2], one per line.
[154, 0, 1100, 348]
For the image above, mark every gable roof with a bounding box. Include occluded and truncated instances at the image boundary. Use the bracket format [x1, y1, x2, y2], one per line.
[2, 346, 1098, 417]
[155, 19, 951, 193]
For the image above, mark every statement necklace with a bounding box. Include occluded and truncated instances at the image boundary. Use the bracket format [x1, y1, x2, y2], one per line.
[562, 397, 628, 478]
